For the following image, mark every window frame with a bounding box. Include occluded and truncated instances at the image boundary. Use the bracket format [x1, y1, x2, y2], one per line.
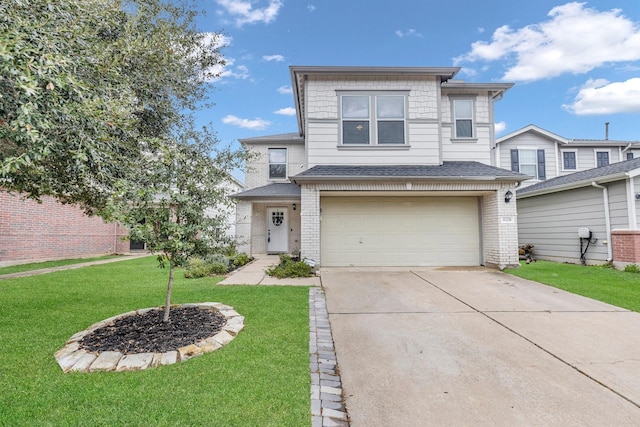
[518, 148, 540, 180]
[451, 97, 476, 140]
[561, 149, 578, 171]
[339, 92, 408, 146]
[594, 149, 610, 168]
[268, 148, 287, 180]
[627, 152, 634, 161]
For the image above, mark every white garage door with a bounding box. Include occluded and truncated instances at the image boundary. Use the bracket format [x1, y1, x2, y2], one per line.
[321, 196, 480, 267]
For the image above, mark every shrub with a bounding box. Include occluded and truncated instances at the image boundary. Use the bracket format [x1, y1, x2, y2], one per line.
[229, 253, 251, 269]
[624, 264, 640, 273]
[204, 253, 229, 266]
[266, 254, 313, 279]
[183, 258, 212, 279]
[209, 261, 229, 275]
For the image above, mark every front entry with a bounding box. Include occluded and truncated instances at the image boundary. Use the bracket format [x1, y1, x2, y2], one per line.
[267, 207, 288, 253]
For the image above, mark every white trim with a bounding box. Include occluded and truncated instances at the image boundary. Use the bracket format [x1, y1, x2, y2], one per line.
[560, 149, 578, 171]
[627, 177, 637, 229]
[268, 147, 288, 180]
[451, 97, 476, 139]
[594, 148, 611, 168]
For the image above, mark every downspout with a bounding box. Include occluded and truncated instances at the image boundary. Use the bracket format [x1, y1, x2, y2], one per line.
[591, 182, 613, 261]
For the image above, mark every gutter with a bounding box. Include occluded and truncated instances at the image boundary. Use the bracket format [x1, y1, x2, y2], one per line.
[518, 172, 631, 198]
[591, 182, 613, 262]
[290, 175, 525, 185]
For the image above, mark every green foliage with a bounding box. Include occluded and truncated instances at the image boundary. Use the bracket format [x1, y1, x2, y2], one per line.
[505, 260, 640, 312]
[266, 254, 313, 279]
[183, 258, 213, 279]
[624, 264, 640, 273]
[0, 257, 310, 425]
[229, 253, 251, 269]
[1, 0, 229, 215]
[209, 261, 229, 275]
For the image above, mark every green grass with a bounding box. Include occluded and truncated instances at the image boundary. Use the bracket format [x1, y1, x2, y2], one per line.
[505, 260, 640, 312]
[0, 257, 310, 426]
[0, 255, 121, 275]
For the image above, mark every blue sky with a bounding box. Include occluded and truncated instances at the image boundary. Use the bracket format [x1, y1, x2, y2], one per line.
[195, 0, 640, 158]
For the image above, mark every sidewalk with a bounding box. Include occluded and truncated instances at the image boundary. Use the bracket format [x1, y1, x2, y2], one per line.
[0, 253, 150, 280]
[218, 254, 320, 286]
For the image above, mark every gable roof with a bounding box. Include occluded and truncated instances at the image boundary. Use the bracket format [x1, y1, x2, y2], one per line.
[497, 124, 639, 147]
[291, 162, 528, 183]
[290, 66, 461, 137]
[496, 124, 569, 144]
[232, 183, 301, 200]
[518, 157, 640, 197]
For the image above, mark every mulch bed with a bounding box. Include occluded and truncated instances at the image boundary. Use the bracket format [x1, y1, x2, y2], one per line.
[79, 306, 227, 355]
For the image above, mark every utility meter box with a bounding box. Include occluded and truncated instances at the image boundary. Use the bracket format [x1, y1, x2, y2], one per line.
[578, 227, 591, 239]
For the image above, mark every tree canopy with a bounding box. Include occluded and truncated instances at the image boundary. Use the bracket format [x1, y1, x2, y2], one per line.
[0, 0, 229, 215]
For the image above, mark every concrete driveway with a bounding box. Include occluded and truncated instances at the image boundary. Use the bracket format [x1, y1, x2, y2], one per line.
[321, 267, 640, 426]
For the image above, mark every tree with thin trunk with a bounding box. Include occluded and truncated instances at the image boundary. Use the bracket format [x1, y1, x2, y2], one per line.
[1, 0, 246, 321]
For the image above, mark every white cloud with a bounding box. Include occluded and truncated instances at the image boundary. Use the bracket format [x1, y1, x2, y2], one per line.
[308, 4, 316, 12]
[494, 121, 507, 134]
[218, 61, 250, 80]
[222, 115, 271, 130]
[563, 78, 640, 115]
[277, 85, 293, 94]
[395, 29, 423, 38]
[216, 0, 283, 27]
[456, 2, 640, 82]
[274, 107, 296, 116]
[263, 54, 285, 62]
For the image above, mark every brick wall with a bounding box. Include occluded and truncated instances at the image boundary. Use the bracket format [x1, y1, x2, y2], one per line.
[0, 191, 129, 266]
[611, 230, 640, 263]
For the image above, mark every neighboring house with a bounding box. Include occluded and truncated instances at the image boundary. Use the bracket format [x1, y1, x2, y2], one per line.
[0, 191, 130, 267]
[233, 66, 527, 268]
[496, 124, 640, 187]
[516, 157, 640, 267]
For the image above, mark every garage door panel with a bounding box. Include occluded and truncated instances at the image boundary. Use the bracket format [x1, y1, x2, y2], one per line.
[321, 196, 480, 267]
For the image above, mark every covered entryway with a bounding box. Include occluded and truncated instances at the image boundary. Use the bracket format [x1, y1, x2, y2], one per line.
[320, 196, 480, 266]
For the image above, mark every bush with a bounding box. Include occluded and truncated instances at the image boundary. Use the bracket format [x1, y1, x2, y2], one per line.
[209, 261, 229, 275]
[266, 254, 313, 279]
[229, 253, 251, 269]
[624, 264, 640, 273]
[183, 258, 212, 279]
[204, 253, 229, 266]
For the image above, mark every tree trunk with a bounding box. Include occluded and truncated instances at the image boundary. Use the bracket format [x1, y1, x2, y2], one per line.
[163, 263, 174, 322]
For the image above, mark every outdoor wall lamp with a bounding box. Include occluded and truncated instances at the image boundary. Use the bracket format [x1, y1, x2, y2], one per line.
[504, 190, 513, 203]
[293, 203, 297, 211]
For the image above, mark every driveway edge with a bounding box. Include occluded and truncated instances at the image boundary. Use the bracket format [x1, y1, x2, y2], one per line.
[310, 287, 349, 426]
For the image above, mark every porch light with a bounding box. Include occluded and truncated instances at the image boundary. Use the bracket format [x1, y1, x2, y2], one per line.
[504, 190, 513, 203]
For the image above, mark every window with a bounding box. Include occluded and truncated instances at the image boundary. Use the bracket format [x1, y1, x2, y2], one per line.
[511, 149, 546, 180]
[341, 94, 405, 145]
[453, 99, 474, 138]
[627, 152, 634, 160]
[596, 151, 609, 167]
[268, 148, 287, 179]
[562, 151, 577, 170]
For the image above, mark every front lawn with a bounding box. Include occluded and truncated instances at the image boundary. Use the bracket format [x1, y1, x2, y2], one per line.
[0, 257, 310, 426]
[0, 254, 121, 275]
[505, 261, 640, 312]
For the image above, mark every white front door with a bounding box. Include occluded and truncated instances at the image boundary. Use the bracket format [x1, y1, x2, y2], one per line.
[267, 207, 288, 253]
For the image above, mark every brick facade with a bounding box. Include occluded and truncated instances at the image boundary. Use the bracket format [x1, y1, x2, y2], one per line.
[611, 230, 640, 264]
[0, 191, 129, 267]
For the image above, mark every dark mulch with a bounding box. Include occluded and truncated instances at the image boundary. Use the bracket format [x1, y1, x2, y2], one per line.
[80, 306, 227, 355]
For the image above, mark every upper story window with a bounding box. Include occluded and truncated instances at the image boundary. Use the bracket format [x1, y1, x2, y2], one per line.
[341, 94, 406, 145]
[562, 151, 577, 170]
[268, 148, 287, 179]
[627, 152, 634, 160]
[595, 150, 609, 167]
[511, 149, 546, 180]
[453, 99, 474, 139]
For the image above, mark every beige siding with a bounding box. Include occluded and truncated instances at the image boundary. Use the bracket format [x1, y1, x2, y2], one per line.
[244, 142, 306, 190]
[441, 124, 492, 163]
[518, 187, 610, 264]
[497, 133, 558, 186]
[608, 181, 631, 230]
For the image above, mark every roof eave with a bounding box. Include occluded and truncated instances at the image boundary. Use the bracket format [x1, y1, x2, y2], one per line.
[291, 175, 528, 184]
[517, 172, 631, 198]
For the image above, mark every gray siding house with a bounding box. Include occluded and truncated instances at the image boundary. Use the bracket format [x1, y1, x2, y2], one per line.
[496, 125, 640, 188]
[517, 157, 640, 267]
[233, 66, 528, 268]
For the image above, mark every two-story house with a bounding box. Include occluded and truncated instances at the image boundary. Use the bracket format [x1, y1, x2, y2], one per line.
[496, 124, 640, 187]
[233, 66, 528, 268]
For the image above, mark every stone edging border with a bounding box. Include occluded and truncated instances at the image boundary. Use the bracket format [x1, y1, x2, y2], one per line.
[54, 302, 244, 373]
